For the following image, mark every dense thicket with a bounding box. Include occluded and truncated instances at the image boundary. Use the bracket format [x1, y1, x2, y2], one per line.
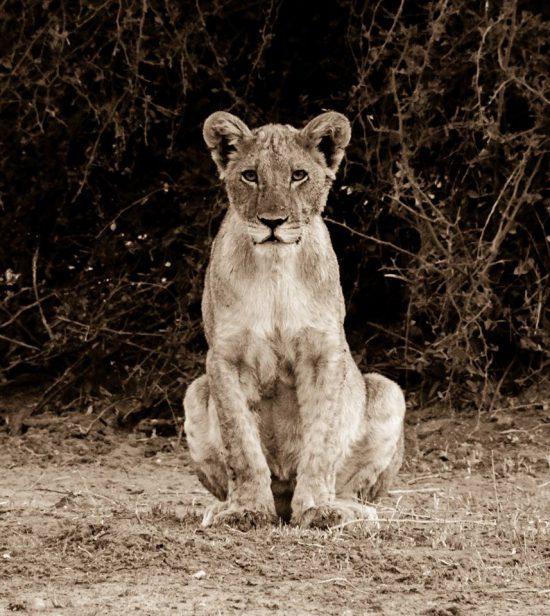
[1, 0, 548, 417]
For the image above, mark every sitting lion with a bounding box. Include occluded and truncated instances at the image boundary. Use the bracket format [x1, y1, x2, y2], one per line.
[184, 110, 405, 529]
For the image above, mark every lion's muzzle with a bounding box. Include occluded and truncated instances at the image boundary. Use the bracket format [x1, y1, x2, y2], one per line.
[249, 217, 302, 245]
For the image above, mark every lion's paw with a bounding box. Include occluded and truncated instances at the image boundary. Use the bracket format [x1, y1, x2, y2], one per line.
[294, 500, 379, 529]
[202, 502, 278, 530]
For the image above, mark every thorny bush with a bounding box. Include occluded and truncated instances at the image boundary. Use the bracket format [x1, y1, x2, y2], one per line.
[0, 0, 548, 418]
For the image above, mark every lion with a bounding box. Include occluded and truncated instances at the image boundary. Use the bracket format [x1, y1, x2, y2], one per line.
[183, 110, 405, 529]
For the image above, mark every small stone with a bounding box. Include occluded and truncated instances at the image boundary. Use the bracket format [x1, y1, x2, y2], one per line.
[192, 570, 207, 580]
[30, 597, 47, 611]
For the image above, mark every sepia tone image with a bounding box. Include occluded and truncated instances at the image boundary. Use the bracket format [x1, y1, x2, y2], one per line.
[1, 1, 548, 614]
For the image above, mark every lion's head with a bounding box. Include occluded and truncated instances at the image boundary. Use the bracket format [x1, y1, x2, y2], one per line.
[203, 111, 351, 246]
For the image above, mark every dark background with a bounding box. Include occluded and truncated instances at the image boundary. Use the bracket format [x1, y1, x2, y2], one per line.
[0, 0, 548, 422]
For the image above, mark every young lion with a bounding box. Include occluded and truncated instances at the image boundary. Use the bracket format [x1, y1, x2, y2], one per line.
[184, 111, 405, 529]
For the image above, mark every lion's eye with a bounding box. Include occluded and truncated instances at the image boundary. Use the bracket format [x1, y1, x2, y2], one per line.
[291, 170, 308, 182]
[241, 170, 258, 183]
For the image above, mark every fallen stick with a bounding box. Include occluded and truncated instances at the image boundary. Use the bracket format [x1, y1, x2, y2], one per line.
[388, 487, 444, 494]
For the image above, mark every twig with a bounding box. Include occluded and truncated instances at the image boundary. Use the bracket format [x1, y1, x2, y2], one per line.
[32, 247, 54, 340]
[334, 517, 497, 529]
[0, 294, 56, 329]
[0, 333, 40, 351]
[388, 488, 444, 495]
[323, 216, 420, 260]
[83, 399, 127, 434]
[406, 474, 442, 484]
[315, 576, 372, 596]
[35, 487, 78, 495]
[487, 588, 550, 595]
[491, 450, 501, 522]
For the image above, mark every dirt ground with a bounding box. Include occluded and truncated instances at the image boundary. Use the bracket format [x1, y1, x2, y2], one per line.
[1, 391, 549, 615]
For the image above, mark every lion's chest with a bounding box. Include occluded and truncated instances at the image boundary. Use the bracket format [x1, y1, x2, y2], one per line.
[242, 260, 314, 335]
[215, 260, 331, 390]
[216, 257, 326, 354]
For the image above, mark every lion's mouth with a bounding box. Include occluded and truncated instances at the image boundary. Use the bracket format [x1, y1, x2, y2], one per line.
[256, 234, 301, 245]
[260, 233, 280, 244]
[251, 226, 302, 246]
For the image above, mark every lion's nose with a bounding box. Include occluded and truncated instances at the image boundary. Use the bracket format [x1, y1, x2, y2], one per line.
[258, 216, 288, 230]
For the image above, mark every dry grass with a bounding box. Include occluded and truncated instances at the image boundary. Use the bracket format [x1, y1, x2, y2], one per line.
[5, 487, 548, 605]
[1, 404, 548, 615]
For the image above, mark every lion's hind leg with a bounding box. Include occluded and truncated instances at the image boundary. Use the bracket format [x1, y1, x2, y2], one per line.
[184, 376, 279, 529]
[183, 375, 228, 502]
[336, 373, 405, 503]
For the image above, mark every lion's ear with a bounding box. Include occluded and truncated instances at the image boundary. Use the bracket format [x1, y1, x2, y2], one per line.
[300, 112, 351, 178]
[203, 111, 252, 178]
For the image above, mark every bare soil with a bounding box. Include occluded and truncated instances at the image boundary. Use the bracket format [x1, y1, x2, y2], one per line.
[1, 394, 548, 615]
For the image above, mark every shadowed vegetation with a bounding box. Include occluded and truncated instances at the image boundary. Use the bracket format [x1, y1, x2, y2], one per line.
[0, 0, 548, 418]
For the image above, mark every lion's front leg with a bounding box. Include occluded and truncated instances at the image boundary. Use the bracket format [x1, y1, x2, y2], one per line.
[205, 352, 277, 528]
[291, 345, 345, 525]
[291, 334, 373, 528]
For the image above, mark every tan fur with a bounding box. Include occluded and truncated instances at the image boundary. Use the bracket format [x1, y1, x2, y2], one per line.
[184, 111, 405, 529]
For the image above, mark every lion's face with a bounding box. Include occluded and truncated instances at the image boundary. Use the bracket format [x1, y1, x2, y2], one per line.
[203, 112, 351, 247]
